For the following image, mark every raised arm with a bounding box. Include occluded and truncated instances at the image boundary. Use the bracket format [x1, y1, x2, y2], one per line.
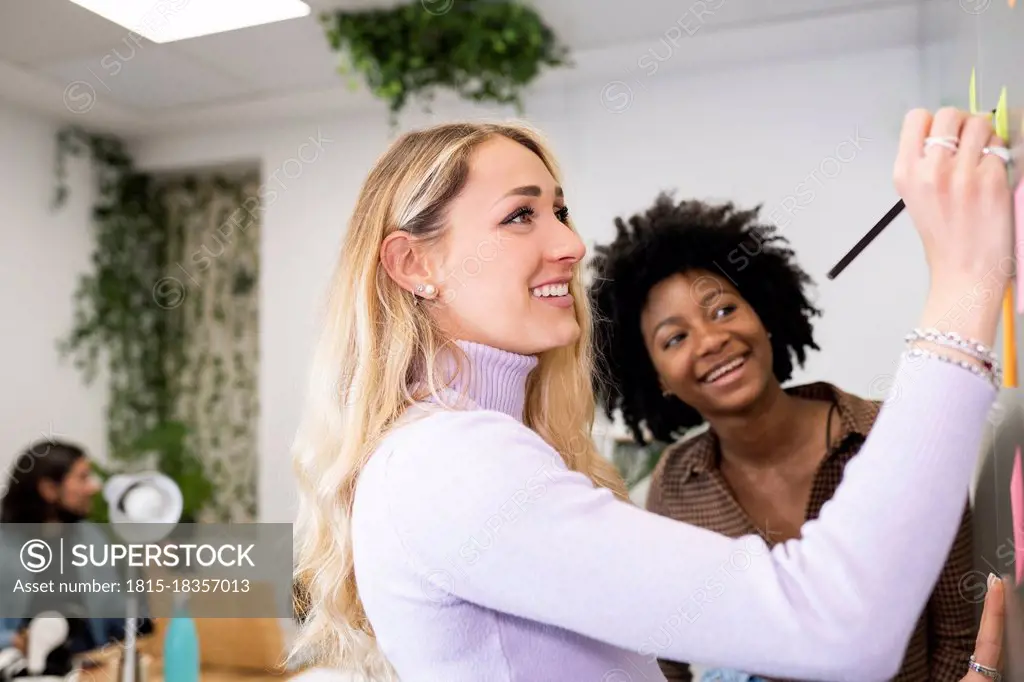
[383, 356, 992, 681]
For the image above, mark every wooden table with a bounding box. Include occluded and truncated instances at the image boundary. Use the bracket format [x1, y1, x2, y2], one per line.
[72, 643, 295, 681]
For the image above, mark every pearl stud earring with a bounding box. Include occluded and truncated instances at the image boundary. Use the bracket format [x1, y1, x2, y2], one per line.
[415, 283, 437, 298]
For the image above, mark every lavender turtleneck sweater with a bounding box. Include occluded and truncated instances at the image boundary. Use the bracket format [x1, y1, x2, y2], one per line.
[351, 340, 996, 682]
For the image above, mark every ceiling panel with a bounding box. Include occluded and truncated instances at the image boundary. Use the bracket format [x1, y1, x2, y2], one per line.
[0, 0, 922, 67]
[534, 0, 921, 52]
[37, 48, 261, 110]
[305, 0, 404, 11]
[0, 0, 930, 133]
[170, 15, 342, 93]
[0, 0, 141, 64]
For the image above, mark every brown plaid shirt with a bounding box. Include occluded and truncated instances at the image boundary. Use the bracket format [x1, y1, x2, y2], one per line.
[645, 382, 976, 682]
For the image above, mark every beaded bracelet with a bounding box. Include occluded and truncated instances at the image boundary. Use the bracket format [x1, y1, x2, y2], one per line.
[905, 328, 1000, 370]
[905, 347, 1001, 389]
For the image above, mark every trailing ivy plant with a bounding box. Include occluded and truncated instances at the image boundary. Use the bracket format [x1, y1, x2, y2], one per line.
[54, 127, 216, 523]
[321, 0, 571, 121]
[160, 172, 261, 522]
[55, 127, 178, 457]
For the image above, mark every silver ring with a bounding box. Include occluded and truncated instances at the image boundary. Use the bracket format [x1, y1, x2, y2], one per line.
[969, 655, 1001, 681]
[924, 136, 959, 153]
[982, 146, 1012, 165]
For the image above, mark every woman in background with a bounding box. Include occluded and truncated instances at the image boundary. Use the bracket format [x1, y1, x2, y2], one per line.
[589, 193, 977, 681]
[290, 108, 1009, 681]
[0, 440, 150, 658]
[0, 440, 98, 525]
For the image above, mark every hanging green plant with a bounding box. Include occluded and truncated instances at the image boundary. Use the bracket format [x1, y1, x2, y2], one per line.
[159, 172, 261, 523]
[321, 0, 571, 121]
[54, 127, 179, 459]
[53, 126, 217, 523]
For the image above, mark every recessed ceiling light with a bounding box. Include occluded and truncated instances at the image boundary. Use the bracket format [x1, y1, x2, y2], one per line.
[67, 0, 312, 44]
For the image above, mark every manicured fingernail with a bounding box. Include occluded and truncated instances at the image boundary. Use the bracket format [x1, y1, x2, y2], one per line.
[988, 572, 999, 588]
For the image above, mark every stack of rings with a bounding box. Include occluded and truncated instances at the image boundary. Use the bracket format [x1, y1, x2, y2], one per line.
[923, 135, 1013, 165]
[968, 654, 1001, 681]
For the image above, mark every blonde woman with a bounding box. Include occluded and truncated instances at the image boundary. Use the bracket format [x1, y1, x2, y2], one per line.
[290, 110, 1010, 682]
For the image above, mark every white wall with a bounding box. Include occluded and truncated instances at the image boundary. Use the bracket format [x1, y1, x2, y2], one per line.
[0, 101, 107, 477]
[131, 44, 931, 523]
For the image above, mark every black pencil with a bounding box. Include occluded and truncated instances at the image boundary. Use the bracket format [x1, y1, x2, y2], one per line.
[828, 109, 1001, 280]
[826, 198, 904, 280]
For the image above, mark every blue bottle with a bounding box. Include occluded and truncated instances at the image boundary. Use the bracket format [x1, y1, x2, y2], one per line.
[162, 593, 200, 682]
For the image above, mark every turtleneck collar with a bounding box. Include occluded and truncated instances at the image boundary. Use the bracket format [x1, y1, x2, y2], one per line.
[425, 340, 538, 422]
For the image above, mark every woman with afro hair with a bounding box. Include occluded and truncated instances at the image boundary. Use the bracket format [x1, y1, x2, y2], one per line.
[589, 192, 976, 682]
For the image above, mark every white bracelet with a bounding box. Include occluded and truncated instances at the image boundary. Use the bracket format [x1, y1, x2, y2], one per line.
[905, 328, 1000, 371]
[905, 347, 1001, 389]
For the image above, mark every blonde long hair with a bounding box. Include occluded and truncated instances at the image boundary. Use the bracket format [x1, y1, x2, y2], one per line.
[289, 121, 629, 677]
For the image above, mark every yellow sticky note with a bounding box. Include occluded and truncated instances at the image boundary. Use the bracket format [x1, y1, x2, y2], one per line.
[970, 68, 978, 114]
[995, 87, 1010, 142]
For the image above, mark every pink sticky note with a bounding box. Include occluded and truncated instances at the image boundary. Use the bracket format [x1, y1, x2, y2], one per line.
[1013, 447, 1024, 584]
[1016, 180, 1024, 313]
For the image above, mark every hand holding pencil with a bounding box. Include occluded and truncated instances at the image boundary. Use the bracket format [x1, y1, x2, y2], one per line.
[893, 107, 1013, 349]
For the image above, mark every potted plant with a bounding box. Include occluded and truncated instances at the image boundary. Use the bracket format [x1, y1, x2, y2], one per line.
[321, 0, 571, 122]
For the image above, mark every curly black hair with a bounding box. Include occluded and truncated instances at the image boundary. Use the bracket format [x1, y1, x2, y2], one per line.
[589, 192, 822, 446]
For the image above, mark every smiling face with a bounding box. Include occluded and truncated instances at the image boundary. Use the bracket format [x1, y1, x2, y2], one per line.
[640, 270, 775, 418]
[424, 135, 586, 355]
